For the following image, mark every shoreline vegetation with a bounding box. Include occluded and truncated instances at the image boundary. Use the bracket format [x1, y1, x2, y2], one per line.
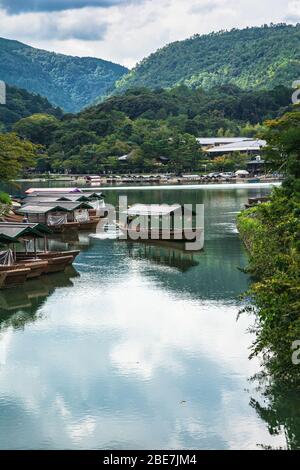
[237, 190, 300, 449]
[237, 111, 300, 389]
[235, 110, 300, 449]
[11, 175, 282, 185]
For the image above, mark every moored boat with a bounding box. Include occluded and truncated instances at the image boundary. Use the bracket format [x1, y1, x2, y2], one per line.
[0, 267, 31, 288]
[16, 250, 80, 263]
[0, 271, 7, 289]
[17, 197, 107, 233]
[245, 196, 270, 208]
[0, 223, 81, 288]
[12, 260, 48, 279]
[43, 255, 75, 274]
[16, 250, 79, 272]
[117, 204, 204, 249]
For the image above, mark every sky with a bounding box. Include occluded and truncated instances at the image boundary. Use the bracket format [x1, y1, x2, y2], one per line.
[0, 0, 299, 68]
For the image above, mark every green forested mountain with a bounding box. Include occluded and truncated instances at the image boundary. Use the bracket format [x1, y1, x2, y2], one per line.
[97, 85, 291, 124]
[116, 24, 300, 93]
[0, 84, 62, 132]
[11, 85, 292, 174]
[0, 37, 128, 112]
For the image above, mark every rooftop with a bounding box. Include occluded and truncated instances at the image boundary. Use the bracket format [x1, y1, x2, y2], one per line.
[25, 187, 82, 194]
[18, 201, 93, 214]
[23, 192, 104, 204]
[206, 139, 267, 153]
[197, 137, 252, 146]
[125, 204, 191, 216]
[0, 222, 51, 242]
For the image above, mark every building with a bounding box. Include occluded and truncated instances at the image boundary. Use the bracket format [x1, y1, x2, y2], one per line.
[246, 156, 266, 175]
[197, 137, 252, 147]
[204, 139, 267, 156]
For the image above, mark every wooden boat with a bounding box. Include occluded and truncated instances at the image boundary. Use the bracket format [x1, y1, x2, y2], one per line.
[0, 261, 47, 279]
[50, 221, 80, 233]
[118, 224, 203, 242]
[14, 254, 77, 274]
[16, 250, 80, 264]
[0, 224, 81, 287]
[117, 204, 204, 249]
[1, 213, 23, 223]
[77, 217, 101, 231]
[0, 271, 7, 289]
[245, 196, 270, 208]
[15, 260, 48, 279]
[247, 178, 261, 183]
[25, 187, 83, 194]
[17, 201, 93, 233]
[0, 267, 31, 288]
[43, 255, 74, 273]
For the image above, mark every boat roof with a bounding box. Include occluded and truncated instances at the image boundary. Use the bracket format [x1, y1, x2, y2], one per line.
[23, 191, 103, 198]
[25, 187, 82, 194]
[125, 204, 193, 216]
[22, 192, 104, 204]
[0, 222, 52, 242]
[18, 201, 93, 214]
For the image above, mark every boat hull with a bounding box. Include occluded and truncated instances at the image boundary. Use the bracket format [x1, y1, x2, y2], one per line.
[17, 260, 48, 278]
[0, 267, 31, 288]
[117, 225, 204, 249]
[17, 250, 80, 264]
[44, 256, 74, 273]
[49, 222, 79, 233]
[0, 272, 7, 289]
[77, 218, 101, 231]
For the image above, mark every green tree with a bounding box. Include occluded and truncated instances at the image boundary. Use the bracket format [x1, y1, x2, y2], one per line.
[0, 132, 40, 181]
[13, 113, 60, 146]
[238, 111, 300, 386]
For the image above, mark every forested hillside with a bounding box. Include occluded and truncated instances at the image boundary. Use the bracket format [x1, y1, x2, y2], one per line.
[97, 85, 291, 124]
[0, 84, 62, 131]
[117, 24, 300, 93]
[0, 37, 128, 112]
[11, 85, 292, 174]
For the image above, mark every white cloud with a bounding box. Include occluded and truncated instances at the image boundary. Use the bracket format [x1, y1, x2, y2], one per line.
[0, 0, 296, 68]
[287, 0, 300, 21]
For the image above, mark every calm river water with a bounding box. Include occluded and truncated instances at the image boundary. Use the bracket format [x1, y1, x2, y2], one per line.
[0, 183, 291, 449]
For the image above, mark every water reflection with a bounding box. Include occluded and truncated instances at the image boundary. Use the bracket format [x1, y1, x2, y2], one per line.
[125, 241, 200, 273]
[0, 267, 78, 324]
[0, 185, 291, 450]
[250, 379, 300, 450]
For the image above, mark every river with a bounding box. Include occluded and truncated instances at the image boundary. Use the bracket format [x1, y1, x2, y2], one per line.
[0, 183, 291, 449]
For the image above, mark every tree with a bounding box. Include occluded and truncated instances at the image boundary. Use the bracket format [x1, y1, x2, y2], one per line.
[237, 110, 300, 387]
[263, 111, 300, 184]
[13, 113, 60, 146]
[0, 132, 40, 181]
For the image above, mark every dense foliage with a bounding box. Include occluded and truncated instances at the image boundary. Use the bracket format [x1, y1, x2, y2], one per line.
[237, 111, 300, 387]
[0, 37, 128, 112]
[0, 132, 41, 181]
[11, 85, 291, 174]
[0, 191, 11, 205]
[117, 24, 300, 93]
[0, 84, 62, 132]
[98, 85, 291, 128]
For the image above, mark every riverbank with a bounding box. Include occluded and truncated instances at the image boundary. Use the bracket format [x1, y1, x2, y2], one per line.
[14, 174, 283, 186]
[237, 189, 300, 388]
